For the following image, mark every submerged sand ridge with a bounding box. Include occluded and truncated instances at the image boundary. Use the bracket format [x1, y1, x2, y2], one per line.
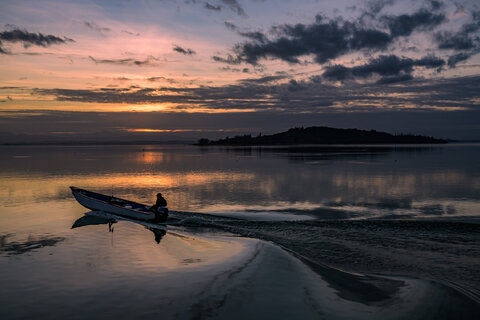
[169, 210, 480, 317]
[180, 239, 479, 320]
[59, 211, 480, 319]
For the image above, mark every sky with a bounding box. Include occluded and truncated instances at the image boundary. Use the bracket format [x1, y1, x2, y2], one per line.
[0, 0, 479, 142]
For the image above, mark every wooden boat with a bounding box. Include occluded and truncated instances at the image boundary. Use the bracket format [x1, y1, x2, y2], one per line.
[70, 186, 168, 222]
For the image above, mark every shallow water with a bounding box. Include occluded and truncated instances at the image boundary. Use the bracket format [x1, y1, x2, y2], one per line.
[1, 144, 479, 318]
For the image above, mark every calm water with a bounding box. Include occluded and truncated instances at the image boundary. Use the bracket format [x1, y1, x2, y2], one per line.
[1, 144, 479, 319]
[1, 144, 479, 221]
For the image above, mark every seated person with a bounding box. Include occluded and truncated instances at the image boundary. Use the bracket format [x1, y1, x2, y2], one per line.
[155, 193, 167, 207]
[150, 193, 168, 222]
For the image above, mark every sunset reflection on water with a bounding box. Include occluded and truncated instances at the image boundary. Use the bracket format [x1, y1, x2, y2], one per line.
[1, 144, 479, 228]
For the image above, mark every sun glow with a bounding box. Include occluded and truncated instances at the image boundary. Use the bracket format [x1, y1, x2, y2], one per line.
[124, 129, 206, 133]
[123, 128, 244, 133]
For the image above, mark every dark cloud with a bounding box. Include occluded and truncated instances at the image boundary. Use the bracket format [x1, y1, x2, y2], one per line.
[173, 45, 196, 55]
[147, 76, 177, 84]
[205, 2, 221, 11]
[147, 76, 167, 82]
[322, 55, 445, 81]
[213, 54, 241, 64]
[359, 0, 395, 21]
[213, 2, 471, 69]
[34, 87, 180, 104]
[0, 86, 23, 90]
[226, 15, 353, 65]
[121, 30, 140, 36]
[214, 6, 448, 66]
[428, 1, 444, 11]
[436, 32, 477, 50]
[435, 11, 480, 66]
[239, 74, 289, 84]
[4, 89, 480, 141]
[376, 73, 414, 84]
[219, 0, 246, 17]
[89, 56, 160, 66]
[447, 52, 472, 67]
[321, 65, 350, 81]
[225, 21, 268, 45]
[349, 29, 391, 50]
[224, 21, 238, 31]
[382, 9, 445, 37]
[219, 66, 251, 73]
[238, 31, 268, 43]
[0, 41, 7, 54]
[0, 28, 74, 54]
[32, 74, 480, 116]
[84, 21, 111, 34]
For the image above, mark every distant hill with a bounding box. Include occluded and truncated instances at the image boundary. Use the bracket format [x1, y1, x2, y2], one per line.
[196, 126, 447, 146]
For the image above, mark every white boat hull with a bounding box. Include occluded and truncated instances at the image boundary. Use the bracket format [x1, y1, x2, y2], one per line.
[70, 187, 164, 222]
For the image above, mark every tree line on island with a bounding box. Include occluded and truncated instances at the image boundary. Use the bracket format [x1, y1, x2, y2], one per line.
[196, 126, 447, 146]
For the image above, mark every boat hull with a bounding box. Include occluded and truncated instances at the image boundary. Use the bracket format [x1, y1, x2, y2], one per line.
[70, 186, 167, 222]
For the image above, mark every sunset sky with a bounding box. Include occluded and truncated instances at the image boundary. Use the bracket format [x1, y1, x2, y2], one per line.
[1, 0, 479, 142]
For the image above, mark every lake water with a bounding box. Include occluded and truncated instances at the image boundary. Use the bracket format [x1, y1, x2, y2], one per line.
[1, 144, 479, 319]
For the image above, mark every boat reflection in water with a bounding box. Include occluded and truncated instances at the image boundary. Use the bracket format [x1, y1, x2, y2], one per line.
[71, 214, 116, 229]
[71, 211, 167, 244]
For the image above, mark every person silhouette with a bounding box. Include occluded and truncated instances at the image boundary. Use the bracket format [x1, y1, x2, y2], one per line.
[155, 193, 167, 207]
[150, 193, 168, 222]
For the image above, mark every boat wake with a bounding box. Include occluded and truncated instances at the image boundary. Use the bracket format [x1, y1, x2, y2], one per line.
[73, 209, 480, 318]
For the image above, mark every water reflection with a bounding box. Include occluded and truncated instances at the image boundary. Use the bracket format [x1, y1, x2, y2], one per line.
[71, 215, 116, 228]
[0, 233, 65, 256]
[149, 227, 167, 244]
[71, 212, 167, 244]
[0, 144, 479, 220]
[221, 145, 439, 162]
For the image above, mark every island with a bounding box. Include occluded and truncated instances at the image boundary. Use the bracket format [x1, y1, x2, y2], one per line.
[196, 126, 447, 146]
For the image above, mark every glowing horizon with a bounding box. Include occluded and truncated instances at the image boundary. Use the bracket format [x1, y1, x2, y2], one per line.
[1, 0, 480, 141]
